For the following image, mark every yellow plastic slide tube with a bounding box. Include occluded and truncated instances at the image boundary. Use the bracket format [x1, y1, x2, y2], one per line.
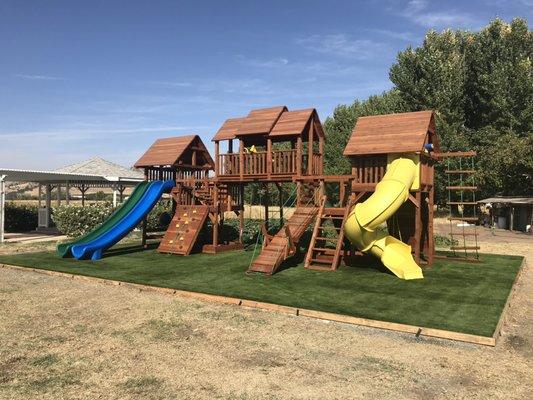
[344, 156, 423, 280]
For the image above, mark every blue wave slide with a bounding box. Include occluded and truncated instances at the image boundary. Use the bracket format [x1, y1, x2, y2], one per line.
[71, 180, 175, 260]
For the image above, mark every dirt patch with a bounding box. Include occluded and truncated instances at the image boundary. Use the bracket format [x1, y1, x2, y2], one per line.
[0, 228, 531, 399]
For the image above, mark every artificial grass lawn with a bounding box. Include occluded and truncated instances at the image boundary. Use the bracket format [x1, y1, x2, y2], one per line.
[0, 245, 523, 337]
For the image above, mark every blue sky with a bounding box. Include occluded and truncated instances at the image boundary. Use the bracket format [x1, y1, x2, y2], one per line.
[1, 0, 531, 170]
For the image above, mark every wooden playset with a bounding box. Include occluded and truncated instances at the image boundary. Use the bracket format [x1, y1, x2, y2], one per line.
[61, 106, 480, 279]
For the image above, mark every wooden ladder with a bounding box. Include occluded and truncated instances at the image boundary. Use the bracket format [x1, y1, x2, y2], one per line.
[248, 206, 318, 275]
[304, 196, 350, 271]
[157, 204, 209, 255]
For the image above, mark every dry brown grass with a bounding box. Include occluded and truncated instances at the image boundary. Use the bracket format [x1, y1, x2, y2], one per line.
[0, 226, 531, 399]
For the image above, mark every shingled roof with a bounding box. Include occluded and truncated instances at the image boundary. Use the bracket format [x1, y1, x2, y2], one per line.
[134, 135, 214, 169]
[212, 106, 324, 141]
[343, 110, 438, 156]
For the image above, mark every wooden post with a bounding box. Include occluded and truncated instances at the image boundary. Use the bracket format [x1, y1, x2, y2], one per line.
[267, 137, 272, 178]
[239, 183, 244, 243]
[307, 118, 314, 175]
[214, 140, 220, 176]
[263, 182, 269, 230]
[38, 184, 42, 208]
[276, 183, 283, 228]
[427, 186, 435, 265]
[0, 175, 5, 244]
[56, 184, 61, 206]
[318, 126, 324, 175]
[296, 136, 302, 177]
[141, 169, 148, 248]
[239, 139, 244, 180]
[65, 181, 70, 205]
[414, 191, 422, 264]
[45, 184, 52, 227]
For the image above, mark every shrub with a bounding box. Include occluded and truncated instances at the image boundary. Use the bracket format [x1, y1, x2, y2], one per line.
[52, 203, 114, 237]
[434, 234, 459, 247]
[145, 200, 173, 232]
[4, 203, 38, 232]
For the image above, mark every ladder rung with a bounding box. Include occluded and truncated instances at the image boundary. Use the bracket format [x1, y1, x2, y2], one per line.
[312, 247, 337, 254]
[310, 258, 334, 264]
[319, 226, 341, 231]
[446, 186, 478, 190]
[450, 246, 480, 250]
[306, 264, 335, 271]
[448, 217, 478, 221]
[449, 232, 478, 236]
[316, 236, 338, 241]
[447, 202, 477, 205]
[445, 170, 475, 174]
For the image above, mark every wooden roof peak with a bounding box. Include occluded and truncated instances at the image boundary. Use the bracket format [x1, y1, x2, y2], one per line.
[343, 110, 439, 156]
[236, 106, 288, 136]
[213, 106, 325, 141]
[134, 135, 214, 169]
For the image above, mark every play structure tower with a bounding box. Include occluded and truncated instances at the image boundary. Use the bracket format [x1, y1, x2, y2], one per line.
[134, 135, 216, 254]
[342, 111, 439, 278]
[213, 106, 326, 273]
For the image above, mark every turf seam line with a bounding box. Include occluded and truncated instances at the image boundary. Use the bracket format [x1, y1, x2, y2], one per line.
[1, 262, 518, 347]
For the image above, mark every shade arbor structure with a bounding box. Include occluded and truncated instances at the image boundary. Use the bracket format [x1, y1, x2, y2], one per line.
[0, 158, 144, 243]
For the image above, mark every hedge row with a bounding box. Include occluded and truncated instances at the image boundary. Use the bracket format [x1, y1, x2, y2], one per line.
[4, 203, 39, 232]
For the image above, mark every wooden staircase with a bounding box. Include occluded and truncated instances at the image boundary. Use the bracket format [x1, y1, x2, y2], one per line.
[248, 206, 318, 275]
[305, 196, 350, 271]
[157, 204, 209, 255]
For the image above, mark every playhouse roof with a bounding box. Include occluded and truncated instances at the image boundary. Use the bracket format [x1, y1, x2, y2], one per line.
[343, 110, 438, 156]
[212, 106, 324, 141]
[236, 106, 288, 136]
[270, 108, 324, 138]
[134, 135, 214, 169]
[212, 117, 245, 141]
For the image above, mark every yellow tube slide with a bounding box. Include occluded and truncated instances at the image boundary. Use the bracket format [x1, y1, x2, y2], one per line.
[344, 156, 423, 280]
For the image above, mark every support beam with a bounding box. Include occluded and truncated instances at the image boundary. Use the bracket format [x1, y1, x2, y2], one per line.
[56, 184, 61, 206]
[214, 141, 220, 176]
[0, 175, 5, 244]
[263, 182, 269, 230]
[45, 184, 52, 228]
[65, 181, 70, 205]
[307, 118, 314, 174]
[276, 183, 283, 228]
[113, 187, 118, 208]
[38, 184, 42, 208]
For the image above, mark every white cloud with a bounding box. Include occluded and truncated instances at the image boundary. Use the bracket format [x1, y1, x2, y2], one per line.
[295, 34, 389, 59]
[235, 55, 289, 68]
[14, 74, 64, 81]
[0, 125, 210, 141]
[402, 0, 480, 28]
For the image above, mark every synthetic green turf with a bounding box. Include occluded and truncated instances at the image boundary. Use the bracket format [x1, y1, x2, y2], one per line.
[0, 245, 523, 337]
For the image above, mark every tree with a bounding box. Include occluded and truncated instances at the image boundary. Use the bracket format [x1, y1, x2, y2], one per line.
[324, 18, 532, 203]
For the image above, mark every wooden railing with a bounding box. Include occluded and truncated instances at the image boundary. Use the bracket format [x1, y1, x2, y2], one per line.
[217, 150, 322, 178]
[271, 149, 297, 175]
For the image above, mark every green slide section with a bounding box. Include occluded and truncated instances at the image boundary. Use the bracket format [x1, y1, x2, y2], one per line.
[57, 181, 149, 258]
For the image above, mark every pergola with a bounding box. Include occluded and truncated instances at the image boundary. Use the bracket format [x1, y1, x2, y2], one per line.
[0, 159, 143, 243]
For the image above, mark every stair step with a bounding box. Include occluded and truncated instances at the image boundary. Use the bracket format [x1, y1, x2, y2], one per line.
[316, 236, 339, 241]
[309, 257, 334, 264]
[312, 247, 337, 255]
[323, 208, 346, 216]
[306, 264, 336, 271]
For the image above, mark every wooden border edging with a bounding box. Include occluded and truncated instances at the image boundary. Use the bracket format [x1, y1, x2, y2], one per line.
[491, 257, 527, 343]
[1, 260, 525, 347]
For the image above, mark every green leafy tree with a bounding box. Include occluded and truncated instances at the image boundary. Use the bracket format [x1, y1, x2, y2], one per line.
[324, 18, 532, 202]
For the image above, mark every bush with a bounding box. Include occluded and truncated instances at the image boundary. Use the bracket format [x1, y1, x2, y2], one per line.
[198, 218, 283, 247]
[52, 203, 114, 237]
[145, 200, 173, 232]
[4, 203, 38, 232]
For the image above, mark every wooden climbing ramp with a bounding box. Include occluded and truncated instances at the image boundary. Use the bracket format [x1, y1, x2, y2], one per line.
[248, 206, 318, 275]
[157, 205, 209, 255]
